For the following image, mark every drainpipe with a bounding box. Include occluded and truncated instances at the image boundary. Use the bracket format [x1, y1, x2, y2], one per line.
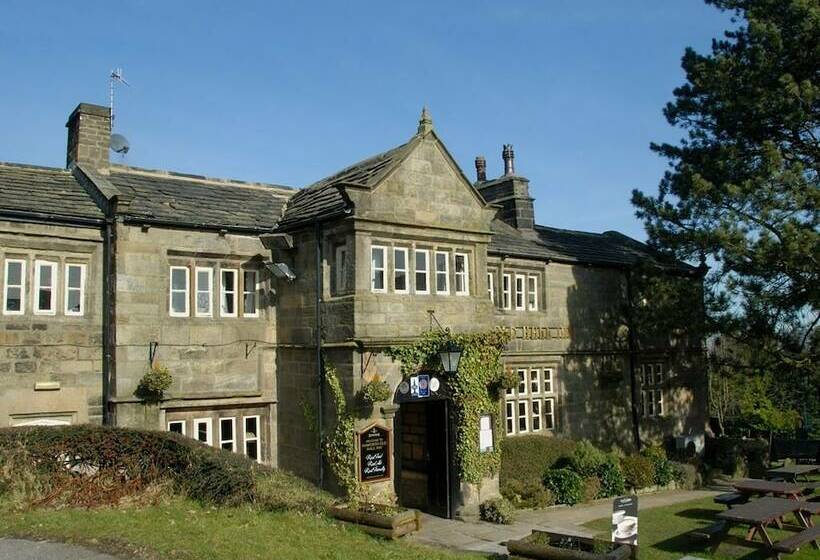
[315, 223, 324, 487]
[624, 268, 642, 451]
[102, 216, 117, 425]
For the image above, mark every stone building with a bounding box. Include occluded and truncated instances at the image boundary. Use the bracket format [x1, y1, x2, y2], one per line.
[0, 102, 707, 517]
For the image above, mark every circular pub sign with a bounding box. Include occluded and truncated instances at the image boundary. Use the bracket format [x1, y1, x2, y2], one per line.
[358, 424, 391, 483]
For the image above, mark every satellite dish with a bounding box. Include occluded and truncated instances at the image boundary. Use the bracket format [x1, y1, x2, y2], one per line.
[110, 133, 130, 154]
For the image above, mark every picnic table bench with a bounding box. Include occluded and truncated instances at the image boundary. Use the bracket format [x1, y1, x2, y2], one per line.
[732, 479, 814, 501]
[767, 464, 820, 483]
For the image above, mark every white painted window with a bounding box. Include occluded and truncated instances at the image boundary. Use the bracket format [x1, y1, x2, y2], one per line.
[505, 401, 515, 435]
[502, 273, 511, 310]
[515, 274, 525, 310]
[195, 267, 213, 317]
[530, 369, 541, 395]
[167, 420, 186, 435]
[527, 275, 538, 311]
[435, 251, 449, 294]
[414, 249, 429, 294]
[454, 253, 469, 296]
[244, 415, 261, 462]
[655, 389, 664, 416]
[487, 272, 495, 304]
[517, 368, 527, 396]
[394, 247, 408, 293]
[654, 363, 664, 384]
[371, 245, 386, 292]
[531, 399, 542, 431]
[543, 368, 554, 393]
[64, 263, 86, 316]
[641, 363, 665, 418]
[544, 398, 555, 430]
[479, 414, 493, 452]
[220, 269, 238, 317]
[193, 418, 212, 445]
[34, 260, 57, 315]
[219, 417, 236, 451]
[334, 244, 347, 293]
[169, 266, 190, 317]
[243, 270, 259, 317]
[517, 400, 529, 433]
[3, 259, 25, 315]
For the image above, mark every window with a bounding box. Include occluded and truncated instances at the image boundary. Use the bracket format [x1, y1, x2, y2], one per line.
[487, 272, 495, 304]
[414, 250, 429, 294]
[244, 416, 261, 462]
[479, 415, 493, 452]
[654, 363, 664, 384]
[243, 270, 259, 317]
[34, 260, 57, 314]
[195, 267, 213, 317]
[544, 398, 555, 430]
[531, 399, 542, 431]
[371, 246, 386, 292]
[502, 273, 511, 310]
[641, 363, 665, 418]
[169, 266, 189, 317]
[527, 275, 538, 311]
[167, 420, 186, 435]
[454, 253, 469, 295]
[530, 369, 541, 395]
[435, 251, 449, 294]
[505, 367, 558, 436]
[220, 269, 238, 317]
[193, 418, 212, 445]
[515, 274, 525, 310]
[517, 400, 529, 433]
[517, 368, 527, 396]
[394, 248, 408, 293]
[543, 368, 553, 394]
[219, 417, 236, 451]
[64, 263, 86, 316]
[505, 401, 515, 435]
[3, 259, 25, 315]
[334, 244, 347, 293]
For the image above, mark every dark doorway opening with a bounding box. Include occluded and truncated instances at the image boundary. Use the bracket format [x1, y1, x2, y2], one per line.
[396, 399, 454, 518]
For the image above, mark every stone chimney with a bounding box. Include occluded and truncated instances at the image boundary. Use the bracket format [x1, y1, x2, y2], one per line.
[66, 103, 111, 173]
[475, 144, 535, 231]
[475, 155, 487, 182]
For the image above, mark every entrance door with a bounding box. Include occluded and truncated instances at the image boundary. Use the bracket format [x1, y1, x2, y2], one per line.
[397, 400, 452, 518]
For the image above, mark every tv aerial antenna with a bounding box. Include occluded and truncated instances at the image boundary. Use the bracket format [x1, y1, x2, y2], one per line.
[108, 68, 131, 155]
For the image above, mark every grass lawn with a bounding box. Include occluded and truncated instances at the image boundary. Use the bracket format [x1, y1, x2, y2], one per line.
[585, 496, 818, 560]
[0, 498, 486, 560]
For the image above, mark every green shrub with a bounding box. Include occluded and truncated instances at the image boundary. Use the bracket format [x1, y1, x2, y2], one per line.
[500, 479, 554, 509]
[620, 455, 655, 490]
[581, 477, 601, 503]
[479, 497, 515, 524]
[543, 468, 584, 505]
[641, 445, 674, 487]
[569, 440, 608, 477]
[501, 436, 576, 503]
[596, 456, 626, 498]
[254, 469, 333, 513]
[670, 461, 699, 490]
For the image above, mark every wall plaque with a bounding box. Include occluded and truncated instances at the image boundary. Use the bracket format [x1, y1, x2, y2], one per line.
[358, 424, 391, 483]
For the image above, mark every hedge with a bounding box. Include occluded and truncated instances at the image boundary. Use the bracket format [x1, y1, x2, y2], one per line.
[543, 468, 584, 506]
[620, 455, 655, 490]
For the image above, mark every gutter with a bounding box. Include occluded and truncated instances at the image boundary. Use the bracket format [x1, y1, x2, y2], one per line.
[121, 216, 276, 236]
[314, 221, 325, 488]
[0, 209, 104, 228]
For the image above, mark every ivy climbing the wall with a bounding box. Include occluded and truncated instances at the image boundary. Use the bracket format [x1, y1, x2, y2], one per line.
[323, 359, 362, 502]
[386, 328, 511, 485]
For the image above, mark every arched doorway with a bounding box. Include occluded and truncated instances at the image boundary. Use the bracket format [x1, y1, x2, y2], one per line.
[393, 372, 456, 518]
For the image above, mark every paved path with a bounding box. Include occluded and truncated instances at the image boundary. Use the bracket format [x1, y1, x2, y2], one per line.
[0, 538, 121, 560]
[409, 490, 720, 556]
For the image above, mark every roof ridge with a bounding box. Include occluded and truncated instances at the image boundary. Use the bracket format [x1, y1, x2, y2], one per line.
[534, 223, 610, 237]
[0, 161, 69, 173]
[110, 164, 295, 194]
[305, 136, 417, 190]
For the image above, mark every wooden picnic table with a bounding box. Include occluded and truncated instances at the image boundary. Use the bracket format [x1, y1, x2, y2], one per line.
[716, 497, 819, 556]
[767, 464, 820, 483]
[732, 479, 813, 500]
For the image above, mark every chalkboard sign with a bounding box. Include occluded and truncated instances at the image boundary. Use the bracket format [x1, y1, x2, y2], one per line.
[358, 424, 391, 483]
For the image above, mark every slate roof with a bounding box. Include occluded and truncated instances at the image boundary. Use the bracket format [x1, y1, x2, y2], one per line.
[108, 166, 294, 231]
[276, 137, 418, 230]
[0, 162, 104, 222]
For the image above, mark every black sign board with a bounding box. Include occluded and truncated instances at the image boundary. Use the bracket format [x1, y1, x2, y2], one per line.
[612, 495, 638, 545]
[358, 424, 391, 483]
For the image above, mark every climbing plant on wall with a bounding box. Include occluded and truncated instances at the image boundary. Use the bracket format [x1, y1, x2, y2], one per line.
[323, 359, 362, 502]
[386, 328, 511, 484]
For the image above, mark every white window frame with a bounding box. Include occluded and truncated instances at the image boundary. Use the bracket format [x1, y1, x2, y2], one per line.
[219, 417, 237, 452]
[517, 400, 529, 433]
[505, 401, 515, 435]
[194, 266, 213, 318]
[169, 266, 190, 317]
[334, 244, 347, 293]
[242, 269, 259, 318]
[33, 260, 58, 315]
[64, 263, 86, 316]
[543, 368, 554, 394]
[544, 397, 555, 430]
[454, 252, 469, 296]
[531, 399, 542, 432]
[414, 249, 429, 295]
[434, 251, 450, 295]
[370, 245, 386, 293]
[515, 274, 525, 311]
[517, 368, 527, 396]
[527, 274, 538, 311]
[167, 420, 186, 435]
[487, 271, 495, 304]
[243, 415, 261, 462]
[530, 368, 541, 395]
[393, 247, 409, 294]
[502, 273, 512, 310]
[654, 363, 664, 384]
[3, 259, 26, 316]
[220, 268, 238, 318]
[193, 417, 213, 446]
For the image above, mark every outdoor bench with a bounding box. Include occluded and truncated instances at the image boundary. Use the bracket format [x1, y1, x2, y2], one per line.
[771, 525, 820, 554]
[690, 520, 727, 540]
[714, 492, 747, 507]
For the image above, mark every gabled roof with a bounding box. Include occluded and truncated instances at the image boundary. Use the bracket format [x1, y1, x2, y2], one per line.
[107, 165, 294, 231]
[276, 137, 419, 231]
[0, 162, 104, 222]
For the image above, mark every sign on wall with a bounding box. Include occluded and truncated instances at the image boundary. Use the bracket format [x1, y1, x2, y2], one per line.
[358, 424, 391, 483]
[611, 496, 638, 545]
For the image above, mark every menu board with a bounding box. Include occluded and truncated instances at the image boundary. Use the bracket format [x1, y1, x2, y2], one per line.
[612, 495, 638, 545]
[358, 425, 391, 483]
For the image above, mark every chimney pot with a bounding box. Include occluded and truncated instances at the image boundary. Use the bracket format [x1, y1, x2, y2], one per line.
[475, 155, 486, 182]
[502, 144, 515, 176]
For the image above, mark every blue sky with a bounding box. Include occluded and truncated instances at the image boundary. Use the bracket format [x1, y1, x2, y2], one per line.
[0, 1, 732, 240]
